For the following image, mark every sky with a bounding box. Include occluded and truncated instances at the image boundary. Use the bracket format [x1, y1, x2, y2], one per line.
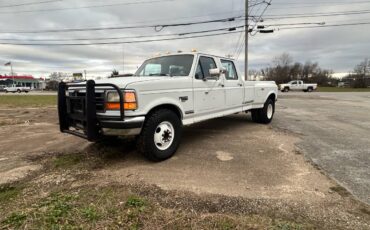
[0, 0, 369, 79]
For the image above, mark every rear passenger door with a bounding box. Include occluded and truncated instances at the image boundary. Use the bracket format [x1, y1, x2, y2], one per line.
[221, 59, 244, 110]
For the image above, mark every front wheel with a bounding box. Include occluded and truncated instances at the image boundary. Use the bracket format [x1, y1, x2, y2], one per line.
[251, 99, 275, 124]
[137, 109, 182, 162]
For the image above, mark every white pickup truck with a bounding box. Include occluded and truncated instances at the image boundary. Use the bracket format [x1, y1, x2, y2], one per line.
[279, 80, 317, 92]
[4, 85, 31, 93]
[58, 52, 278, 161]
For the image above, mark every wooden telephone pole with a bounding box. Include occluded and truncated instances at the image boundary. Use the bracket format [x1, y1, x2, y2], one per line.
[245, 0, 249, 81]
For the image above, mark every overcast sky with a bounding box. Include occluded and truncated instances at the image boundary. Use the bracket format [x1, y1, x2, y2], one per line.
[0, 0, 369, 78]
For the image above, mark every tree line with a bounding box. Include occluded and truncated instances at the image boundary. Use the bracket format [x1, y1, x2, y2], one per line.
[250, 53, 336, 86]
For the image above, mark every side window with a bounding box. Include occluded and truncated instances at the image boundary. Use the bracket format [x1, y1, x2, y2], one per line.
[195, 63, 204, 80]
[221, 60, 238, 80]
[291, 81, 297, 85]
[196, 56, 217, 80]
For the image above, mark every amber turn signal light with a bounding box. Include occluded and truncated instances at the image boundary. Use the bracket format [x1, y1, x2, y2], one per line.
[105, 91, 138, 111]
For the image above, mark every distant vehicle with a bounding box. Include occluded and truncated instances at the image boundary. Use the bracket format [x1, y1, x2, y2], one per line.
[338, 82, 350, 88]
[4, 85, 31, 93]
[279, 80, 317, 92]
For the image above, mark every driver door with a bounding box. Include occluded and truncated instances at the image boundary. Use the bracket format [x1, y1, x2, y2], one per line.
[193, 56, 225, 120]
[290, 81, 298, 90]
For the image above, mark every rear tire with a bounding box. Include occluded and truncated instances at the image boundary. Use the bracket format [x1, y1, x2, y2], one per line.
[17, 89, 21, 93]
[307, 87, 313, 92]
[251, 99, 275, 124]
[137, 109, 182, 162]
[283, 87, 289, 92]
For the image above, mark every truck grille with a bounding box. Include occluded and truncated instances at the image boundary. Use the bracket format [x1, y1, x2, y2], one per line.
[69, 90, 105, 113]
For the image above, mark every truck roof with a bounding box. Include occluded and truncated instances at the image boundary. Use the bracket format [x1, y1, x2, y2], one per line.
[149, 52, 235, 61]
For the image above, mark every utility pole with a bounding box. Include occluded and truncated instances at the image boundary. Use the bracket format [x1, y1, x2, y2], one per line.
[122, 45, 125, 74]
[365, 58, 369, 77]
[10, 63, 14, 86]
[245, 0, 249, 81]
[84, 70, 87, 81]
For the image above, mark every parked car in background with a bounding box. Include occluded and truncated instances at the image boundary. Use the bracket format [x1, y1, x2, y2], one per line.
[4, 85, 31, 93]
[279, 80, 317, 92]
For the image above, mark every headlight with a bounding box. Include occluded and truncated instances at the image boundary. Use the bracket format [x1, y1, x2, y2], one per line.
[105, 90, 138, 111]
[106, 91, 120, 102]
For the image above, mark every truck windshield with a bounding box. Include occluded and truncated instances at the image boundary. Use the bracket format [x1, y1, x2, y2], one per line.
[135, 55, 194, 77]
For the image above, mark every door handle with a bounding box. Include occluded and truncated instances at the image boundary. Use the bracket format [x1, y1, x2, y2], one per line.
[219, 83, 225, 87]
[261, 88, 265, 91]
[238, 83, 243, 87]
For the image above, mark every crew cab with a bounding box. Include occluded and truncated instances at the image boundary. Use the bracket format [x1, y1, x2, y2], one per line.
[279, 80, 317, 92]
[4, 85, 31, 93]
[58, 52, 278, 161]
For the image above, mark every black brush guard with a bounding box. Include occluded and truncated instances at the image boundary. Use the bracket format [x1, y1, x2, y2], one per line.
[58, 80, 124, 141]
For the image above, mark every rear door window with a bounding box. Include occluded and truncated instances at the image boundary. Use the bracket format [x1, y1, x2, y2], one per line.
[221, 60, 238, 80]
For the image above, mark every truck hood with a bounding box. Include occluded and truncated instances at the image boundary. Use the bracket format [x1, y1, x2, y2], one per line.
[93, 76, 165, 89]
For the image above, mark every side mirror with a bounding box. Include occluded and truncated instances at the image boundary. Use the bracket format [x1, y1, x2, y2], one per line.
[203, 68, 221, 81]
[209, 68, 221, 77]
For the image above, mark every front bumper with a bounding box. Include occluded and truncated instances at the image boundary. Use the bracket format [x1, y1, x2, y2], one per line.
[101, 116, 144, 136]
[58, 80, 143, 141]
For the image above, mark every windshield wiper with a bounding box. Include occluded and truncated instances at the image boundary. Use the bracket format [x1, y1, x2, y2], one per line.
[149, 73, 169, 76]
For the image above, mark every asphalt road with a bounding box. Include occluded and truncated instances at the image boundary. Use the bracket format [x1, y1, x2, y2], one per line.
[274, 92, 370, 204]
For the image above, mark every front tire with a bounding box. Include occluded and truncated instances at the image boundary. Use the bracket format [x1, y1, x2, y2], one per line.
[137, 109, 182, 162]
[251, 99, 275, 124]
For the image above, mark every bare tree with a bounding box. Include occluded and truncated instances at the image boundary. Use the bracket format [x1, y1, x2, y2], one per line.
[272, 52, 293, 67]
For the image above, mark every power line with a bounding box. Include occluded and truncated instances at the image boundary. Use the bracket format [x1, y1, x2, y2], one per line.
[0, 0, 174, 14]
[270, 1, 370, 9]
[262, 9, 370, 20]
[277, 21, 370, 30]
[0, 16, 241, 34]
[0, 0, 60, 8]
[260, 22, 326, 27]
[0, 25, 245, 42]
[0, 29, 245, 46]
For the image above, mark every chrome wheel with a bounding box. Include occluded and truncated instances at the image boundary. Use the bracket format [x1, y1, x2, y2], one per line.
[267, 103, 273, 119]
[154, 121, 175, 151]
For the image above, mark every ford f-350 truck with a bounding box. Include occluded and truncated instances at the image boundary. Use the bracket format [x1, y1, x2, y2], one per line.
[58, 52, 278, 161]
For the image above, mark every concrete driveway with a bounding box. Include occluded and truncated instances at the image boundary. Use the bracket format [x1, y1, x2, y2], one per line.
[275, 92, 370, 204]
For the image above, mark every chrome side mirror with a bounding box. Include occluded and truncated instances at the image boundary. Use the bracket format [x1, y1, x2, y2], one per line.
[209, 68, 221, 77]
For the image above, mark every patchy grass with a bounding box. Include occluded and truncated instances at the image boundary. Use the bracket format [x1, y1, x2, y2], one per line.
[272, 221, 305, 230]
[2, 212, 27, 228]
[0, 185, 23, 203]
[126, 195, 147, 209]
[0, 95, 56, 108]
[81, 205, 100, 221]
[0, 185, 310, 230]
[317, 87, 370, 92]
[52, 154, 84, 168]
